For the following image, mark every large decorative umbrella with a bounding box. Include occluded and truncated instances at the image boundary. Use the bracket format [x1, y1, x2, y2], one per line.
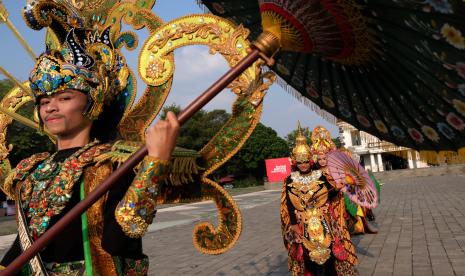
[326, 150, 378, 208]
[199, 0, 465, 154]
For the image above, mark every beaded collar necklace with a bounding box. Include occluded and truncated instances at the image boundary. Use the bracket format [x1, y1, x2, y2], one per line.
[20, 140, 99, 238]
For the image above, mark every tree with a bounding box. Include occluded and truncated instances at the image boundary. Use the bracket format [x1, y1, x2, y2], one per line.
[0, 79, 54, 166]
[160, 104, 231, 151]
[0, 79, 15, 94]
[219, 123, 289, 180]
[332, 137, 342, 148]
[285, 126, 312, 150]
[161, 104, 289, 182]
[285, 126, 342, 149]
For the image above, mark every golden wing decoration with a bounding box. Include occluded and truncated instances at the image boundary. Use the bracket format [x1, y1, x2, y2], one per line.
[139, 14, 275, 254]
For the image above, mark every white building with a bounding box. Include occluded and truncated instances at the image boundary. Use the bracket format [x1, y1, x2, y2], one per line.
[337, 121, 429, 172]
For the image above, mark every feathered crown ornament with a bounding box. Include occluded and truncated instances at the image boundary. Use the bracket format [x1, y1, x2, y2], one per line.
[291, 121, 312, 163]
[25, 0, 131, 123]
[311, 125, 336, 155]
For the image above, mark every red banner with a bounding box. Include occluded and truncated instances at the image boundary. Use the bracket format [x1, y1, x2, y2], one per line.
[265, 157, 291, 182]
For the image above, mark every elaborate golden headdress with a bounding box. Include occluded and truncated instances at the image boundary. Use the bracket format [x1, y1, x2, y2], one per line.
[291, 121, 312, 163]
[26, 1, 130, 121]
[311, 125, 336, 155]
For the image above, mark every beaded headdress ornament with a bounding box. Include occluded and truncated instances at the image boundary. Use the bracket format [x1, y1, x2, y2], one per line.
[26, 1, 130, 122]
[310, 125, 336, 155]
[291, 121, 312, 163]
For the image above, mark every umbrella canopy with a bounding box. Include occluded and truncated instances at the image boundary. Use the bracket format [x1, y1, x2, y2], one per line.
[199, 0, 465, 153]
[326, 150, 378, 208]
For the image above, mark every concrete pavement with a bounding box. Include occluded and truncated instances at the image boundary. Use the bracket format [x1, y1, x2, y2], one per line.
[1, 175, 465, 275]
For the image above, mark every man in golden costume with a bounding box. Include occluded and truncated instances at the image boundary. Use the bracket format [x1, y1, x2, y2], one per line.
[0, 1, 179, 274]
[280, 124, 358, 275]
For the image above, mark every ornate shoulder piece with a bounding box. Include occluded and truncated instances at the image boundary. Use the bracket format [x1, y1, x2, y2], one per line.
[0, 152, 50, 199]
[290, 171, 300, 180]
[78, 143, 112, 164]
[14, 152, 50, 181]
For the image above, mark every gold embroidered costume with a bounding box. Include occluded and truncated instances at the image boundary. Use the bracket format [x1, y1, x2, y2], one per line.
[280, 123, 358, 276]
[1, 142, 169, 275]
[0, 0, 172, 274]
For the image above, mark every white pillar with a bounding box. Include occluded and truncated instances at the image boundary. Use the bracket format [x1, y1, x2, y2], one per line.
[407, 150, 414, 169]
[370, 154, 378, 172]
[377, 153, 384, 172]
[412, 151, 419, 168]
[415, 151, 426, 168]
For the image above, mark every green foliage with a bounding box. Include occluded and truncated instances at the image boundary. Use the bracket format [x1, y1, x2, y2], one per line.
[332, 137, 342, 148]
[160, 104, 231, 151]
[285, 126, 312, 149]
[161, 103, 289, 184]
[219, 123, 289, 179]
[0, 79, 54, 166]
[0, 79, 15, 95]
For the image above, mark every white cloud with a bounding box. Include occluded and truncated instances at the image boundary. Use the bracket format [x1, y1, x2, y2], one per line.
[173, 46, 229, 83]
[164, 46, 236, 112]
[166, 46, 339, 138]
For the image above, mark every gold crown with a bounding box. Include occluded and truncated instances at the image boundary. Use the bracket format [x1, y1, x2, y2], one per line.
[291, 121, 312, 163]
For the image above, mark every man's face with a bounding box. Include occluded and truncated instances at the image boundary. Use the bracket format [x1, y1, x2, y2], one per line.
[39, 89, 91, 138]
[318, 153, 327, 167]
[296, 161, 311, 173]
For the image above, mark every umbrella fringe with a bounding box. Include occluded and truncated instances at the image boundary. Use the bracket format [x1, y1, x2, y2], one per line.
[271, 72, 337, 125]
[196, 2, 334, 125]
[417, 149, 465, 165]
[388, 148, 465, 165]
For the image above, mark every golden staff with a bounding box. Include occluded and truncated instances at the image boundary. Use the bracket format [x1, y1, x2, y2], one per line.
[0, 0, 37, 60]
[0, 105, 39, 131]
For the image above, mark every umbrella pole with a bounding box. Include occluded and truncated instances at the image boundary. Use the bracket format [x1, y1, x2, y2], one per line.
[0, 48, 262, 276]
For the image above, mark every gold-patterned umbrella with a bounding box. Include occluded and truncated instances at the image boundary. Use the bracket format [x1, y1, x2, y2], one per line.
[199, 0, 465, 159]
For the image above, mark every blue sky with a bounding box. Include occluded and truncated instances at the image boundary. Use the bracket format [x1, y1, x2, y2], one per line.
[0, 0, 339, 139]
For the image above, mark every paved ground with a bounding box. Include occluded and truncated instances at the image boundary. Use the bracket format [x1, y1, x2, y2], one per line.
[355, 175, 465, 276]
[1, 175, 465, 275]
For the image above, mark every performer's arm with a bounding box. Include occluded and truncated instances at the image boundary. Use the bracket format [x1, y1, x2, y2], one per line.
[114, 156, 169, 238]
[280, 177, 291, 229]
[282, 177, 303, 243]
[115, 112, 179, 238]
[286, 187, 298, 225]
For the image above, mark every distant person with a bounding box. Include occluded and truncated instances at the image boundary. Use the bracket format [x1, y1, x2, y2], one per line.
[280, 124, 358, 275]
